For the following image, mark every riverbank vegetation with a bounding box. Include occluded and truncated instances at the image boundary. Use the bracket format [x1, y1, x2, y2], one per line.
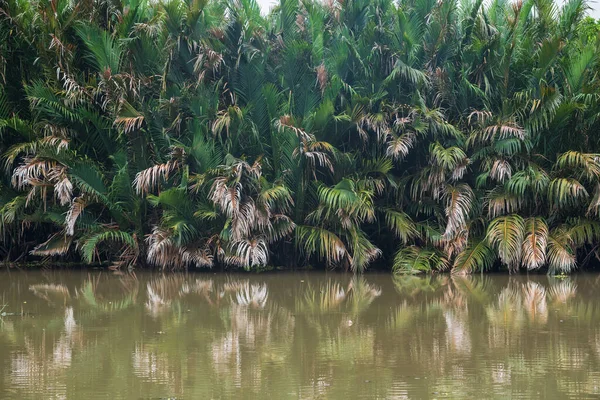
[1, 0, 600, 273]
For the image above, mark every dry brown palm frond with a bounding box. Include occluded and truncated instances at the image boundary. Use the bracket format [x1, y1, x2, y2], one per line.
[521, 217, 548, 270]
[230, 237, 268, 268]
[276, 115, 312, 142]
[490, 159, 512, 182]
[49, 166, 73, 206]
[61, 74, 88, 106]
[442, 183, 474, 238]
[65, 196, 87, 236]
[253, 204, 271, 231]
[316, 63, 327, 93]
[40, 133, 70, 151]
[451, 158, 469, 181]
[482, 122, 525, 142]
[386, 132, 415, 160]
[467, 110, 493, 126]
[181, 247, 214, 268]
[428, 170, 447, 200]
[134, 159, 179, 195]
[293, 140, 335, 177]
[210, 178, 242, 217]
[145, 227, 184, 269]
[114, 102, 144, 133]
[30, 233, 73, 256]
[193, 47, 223, 83]
[11, 158, 58, 190]
[360, 112, 392, 143]
[246, 157, 263, 179]
[222, 254, 245, 267]
[443, 228, 469, 258]
[146, 227, 214, 270]
[133, 17, 164, 38]
[24, 185, 46, 208]
[230, 201, 256, 240]
[116, 235, 140, 268]
[49, 34, 72, 59]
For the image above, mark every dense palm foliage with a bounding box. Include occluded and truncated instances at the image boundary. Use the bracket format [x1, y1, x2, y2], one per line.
[2, 0, 600, 274]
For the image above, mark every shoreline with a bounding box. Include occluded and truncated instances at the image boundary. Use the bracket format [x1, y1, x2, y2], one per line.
[0, 262, 576, 276]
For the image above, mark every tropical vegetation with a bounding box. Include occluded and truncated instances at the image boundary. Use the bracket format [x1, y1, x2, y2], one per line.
[2, 0, 600, 274]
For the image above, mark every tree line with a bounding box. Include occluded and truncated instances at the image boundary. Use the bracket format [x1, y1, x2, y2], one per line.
[1, 0, 600, 273]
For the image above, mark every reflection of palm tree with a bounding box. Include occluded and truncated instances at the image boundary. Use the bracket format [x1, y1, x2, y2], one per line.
[29, 284, 70, 306]
[444, 310, 471, 354]
[393, 275, 445, 297]
[296, 277, 381, 316]
[522, 282, 548, 325]
[132, 343, 175, 386]
[297, 280, 346, 314]
[450, 275, 493, 305]
[486, 285, 525, 329]
[548, 279, 577, 305]
[53, 307, 77, 369]
[9, 306, 80, 397]
[144, 275, 186, 316]
[386, 302, 415, 331]
[210, 301, 294, 384]
[347, 277, 381, 316]
[146, 283, 170, 316]
[77, 274, 139, 313]
[235, 283, 268, 309]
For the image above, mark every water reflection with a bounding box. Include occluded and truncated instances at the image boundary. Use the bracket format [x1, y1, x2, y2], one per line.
[0, 272, 598, 398]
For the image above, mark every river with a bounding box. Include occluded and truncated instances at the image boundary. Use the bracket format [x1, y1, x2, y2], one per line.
[0, 271, 598, 399]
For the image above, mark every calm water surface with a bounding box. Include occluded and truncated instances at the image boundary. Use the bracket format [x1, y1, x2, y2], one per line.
[0, 271, 599, 399]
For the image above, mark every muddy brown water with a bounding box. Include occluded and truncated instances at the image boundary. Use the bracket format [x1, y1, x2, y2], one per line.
[0, 271, 599, 399]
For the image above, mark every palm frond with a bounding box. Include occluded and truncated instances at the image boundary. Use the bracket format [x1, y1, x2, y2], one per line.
[486, 214, 524, 271]
[393, 246, 449, 274]
[452, 238, 495, 274]
[521, 217, 548, 270]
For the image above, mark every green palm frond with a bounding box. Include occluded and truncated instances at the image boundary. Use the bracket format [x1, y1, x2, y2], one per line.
[547, 228, 576, 274]
[555, 151, 600, 181]
[452, 238, 495, 274]
[79, 229, 138, 264]
[393, 246, 449, 274]
[75, 24, 122, 73]
[486, 214, 524, 271]
[548, 177, 588, 209]
[295, 225, 348, 266]
[381, 209, 418, 244]
[2, 0, 600, 274]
